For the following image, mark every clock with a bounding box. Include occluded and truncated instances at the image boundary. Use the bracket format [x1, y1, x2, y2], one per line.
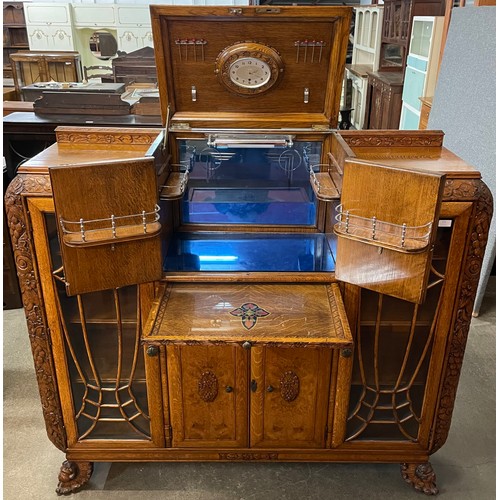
[215, 42, 284, 96]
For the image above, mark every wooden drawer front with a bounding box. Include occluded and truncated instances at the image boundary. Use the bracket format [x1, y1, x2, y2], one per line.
[250, 347, 332, 448]
[167, 345, 248, 448]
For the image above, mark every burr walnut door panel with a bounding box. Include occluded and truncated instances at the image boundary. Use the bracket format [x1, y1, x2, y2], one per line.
[250, 346, 332, 448]
[166, 345, 249, 448]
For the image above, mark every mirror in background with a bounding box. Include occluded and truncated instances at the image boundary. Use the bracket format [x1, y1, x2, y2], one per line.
[89, 31, 117, 60]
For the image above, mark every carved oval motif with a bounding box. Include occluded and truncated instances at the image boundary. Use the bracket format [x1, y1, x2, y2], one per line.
[279, 370, 300, 402]
[198, 370, 218, 403]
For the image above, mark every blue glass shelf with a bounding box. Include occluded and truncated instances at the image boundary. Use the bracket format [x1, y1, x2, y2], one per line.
[164, 232, 336, 273]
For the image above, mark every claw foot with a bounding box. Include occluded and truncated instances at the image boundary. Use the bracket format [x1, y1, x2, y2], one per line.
[56, 460, 93, 495]
[401, 462, 438, 495]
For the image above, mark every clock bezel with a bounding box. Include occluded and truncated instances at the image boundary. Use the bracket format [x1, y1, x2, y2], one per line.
[215, 42, 284, 96]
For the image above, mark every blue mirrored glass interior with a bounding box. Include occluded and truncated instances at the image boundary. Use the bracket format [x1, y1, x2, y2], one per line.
[164, 232, 336, 273]
[177, 139, 322, 226]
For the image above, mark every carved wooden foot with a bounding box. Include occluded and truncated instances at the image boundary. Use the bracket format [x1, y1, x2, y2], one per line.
[56, 460, 93, 495]
[401, 462, 439, 495]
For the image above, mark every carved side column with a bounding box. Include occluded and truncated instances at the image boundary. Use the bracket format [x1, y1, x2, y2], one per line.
[430, 179, 493, 453]
[4, 174, 67, 452]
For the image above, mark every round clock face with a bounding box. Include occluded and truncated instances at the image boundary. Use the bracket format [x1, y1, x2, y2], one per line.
[215, 42, 284, 97]
[229, 57, 271, 89]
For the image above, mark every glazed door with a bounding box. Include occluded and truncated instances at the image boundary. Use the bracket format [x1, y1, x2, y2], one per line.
[334, 159, 445, 303]
[166, 345, 249, 448]
[48, 157, 163, 296]
[250, 347, 332, 448]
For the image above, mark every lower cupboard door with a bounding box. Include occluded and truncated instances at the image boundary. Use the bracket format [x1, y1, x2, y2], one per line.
[250, 346, 332, 448]
[166, 345, 248, 448]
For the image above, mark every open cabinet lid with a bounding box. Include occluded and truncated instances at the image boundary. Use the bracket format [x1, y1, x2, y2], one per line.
[333, 159, 446, 304]
[150, 6, 351, 129]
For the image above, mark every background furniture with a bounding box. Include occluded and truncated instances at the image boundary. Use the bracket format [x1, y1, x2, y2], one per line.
[10, 51, 83, 98]
[112, 46, 157, 86]
[23, 2, 75, 52]
[400, 16, 444, 130]
[364, 0, 445, 129]
[379, 0, 445, 73]
[3, 2, 29, 79]
[427, 6, 495, 316]
[365, 70, 403, 129]
[345, 5, 384, 129]
[418, 96, 433, 129]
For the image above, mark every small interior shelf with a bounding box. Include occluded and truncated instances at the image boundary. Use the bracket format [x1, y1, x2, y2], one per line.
[164, 232, 336, 273]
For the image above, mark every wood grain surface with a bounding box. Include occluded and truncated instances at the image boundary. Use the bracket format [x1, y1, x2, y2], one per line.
[334, 159, 445, 303]
[145, 282, 352, 348]
[49, 157, 162, 295]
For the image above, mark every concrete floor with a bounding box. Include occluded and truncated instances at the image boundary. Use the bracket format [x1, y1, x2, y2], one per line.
[4, 279, 495, 499]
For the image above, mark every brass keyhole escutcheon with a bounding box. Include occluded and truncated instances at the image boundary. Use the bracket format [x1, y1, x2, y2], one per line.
[146, 345, 159, 357]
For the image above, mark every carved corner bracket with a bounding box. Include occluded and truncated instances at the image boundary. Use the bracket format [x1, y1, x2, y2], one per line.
[4, 174, 67, 452]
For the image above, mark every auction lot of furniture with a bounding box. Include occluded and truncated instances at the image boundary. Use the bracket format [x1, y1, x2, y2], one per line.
[5, 6, 492, 496]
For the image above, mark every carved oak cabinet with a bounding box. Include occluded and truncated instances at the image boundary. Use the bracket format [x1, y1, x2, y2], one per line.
[5, 6, 492, 496]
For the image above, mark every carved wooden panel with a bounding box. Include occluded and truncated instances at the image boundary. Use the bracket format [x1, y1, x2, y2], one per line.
[167, 345, 248, 448]
[250, 346, 332, 448]
[198, 371, 219, 403]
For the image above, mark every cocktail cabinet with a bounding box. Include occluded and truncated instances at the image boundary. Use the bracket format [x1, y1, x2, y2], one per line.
[5, 6, 492, 496]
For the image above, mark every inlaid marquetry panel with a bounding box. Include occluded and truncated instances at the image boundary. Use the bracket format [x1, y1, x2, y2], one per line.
[144, 283, 352, 348]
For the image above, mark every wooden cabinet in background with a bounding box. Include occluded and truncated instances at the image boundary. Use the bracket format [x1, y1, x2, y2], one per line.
[3, 2, 29, 79]
[10, 51, 82, 98]
[379, 0, 445, 72]
[366, 70, 404, 129]
[418, 96, 433, 129]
